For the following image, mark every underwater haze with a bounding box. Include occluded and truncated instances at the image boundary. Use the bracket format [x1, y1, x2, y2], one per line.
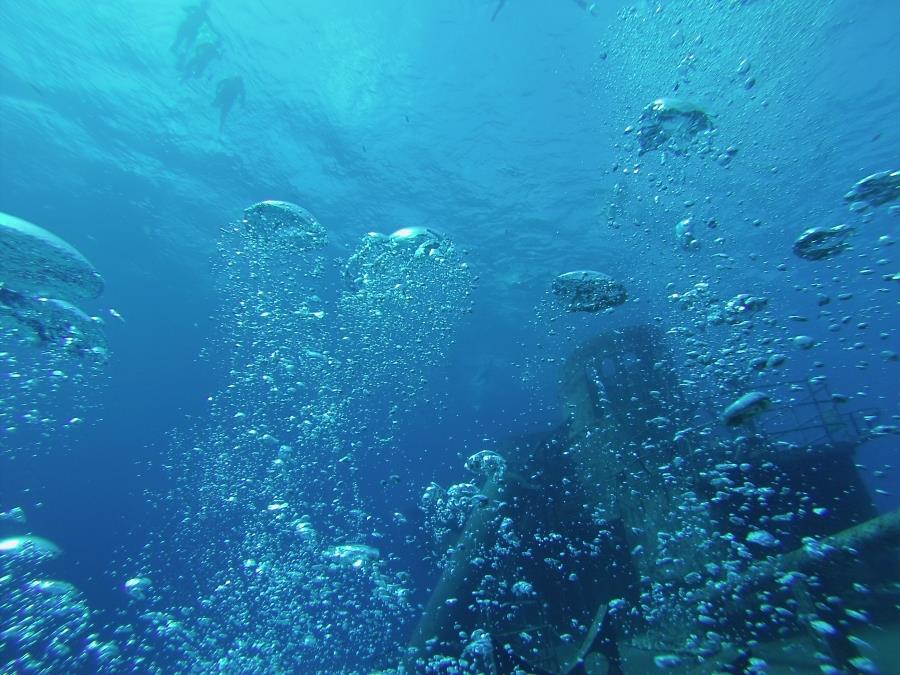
[1, 0, 899, 673]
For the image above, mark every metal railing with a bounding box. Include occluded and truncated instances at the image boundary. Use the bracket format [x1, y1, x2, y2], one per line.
[750, 377, 880, 451]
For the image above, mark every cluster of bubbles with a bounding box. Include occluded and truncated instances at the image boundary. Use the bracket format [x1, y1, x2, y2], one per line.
[0, 215, 125, 670]
[3, 0, 897, 671]
[0, 212, 109, 438]
[598, 3, 896, 671]
[0, 199, 473, 673]
[412, 2, 897, 672]
[0, 525, 124, 672]
[338, 226, 473, 431]
[418, 450, 508, 563]
[407, 353, 889, 672]
[0, 212, 106, 359]
[594, 0, 899, 422]
[665, 281, 783, 393]
[630, 97, 717, 157]
[123, 201, 473, 671]
[551, 270, 628, 314]
[790, 170, 899, 264]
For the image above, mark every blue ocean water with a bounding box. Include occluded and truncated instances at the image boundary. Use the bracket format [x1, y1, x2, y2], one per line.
[1, 0, 898, 672]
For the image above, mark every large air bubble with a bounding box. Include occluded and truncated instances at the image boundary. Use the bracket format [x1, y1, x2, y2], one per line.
[0, 211, 104, 301]
[635, 98, 714, 155]
[241, 200, 327, 251]
[552, 270, 627, 312]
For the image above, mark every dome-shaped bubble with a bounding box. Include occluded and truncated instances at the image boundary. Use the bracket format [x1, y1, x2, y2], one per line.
[388, 226, 439, 244]
[636, 97, 714, 155]
[123, 576, 153, 600]
[0, 211, 104, 301]
[389, 226, 450, 258]
[0, 288, 108, 360]
[0, 535, 62, 563]
[341, 232, 391, 287]
[26, 579, 78, 597]
[326, 543, 380, 568]
[844, 170, 899, 209]
[241, 200, 327, 250]
[552, 270, 627, 312]
[464, 450, 506, 482]
[792, 224, 854, 261]
[721, 391, 771, 427]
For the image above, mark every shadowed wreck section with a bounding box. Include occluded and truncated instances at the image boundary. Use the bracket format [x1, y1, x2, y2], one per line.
[408, 325, 899, 673]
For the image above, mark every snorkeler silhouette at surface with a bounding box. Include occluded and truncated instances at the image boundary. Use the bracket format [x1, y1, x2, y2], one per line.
[491, 0, 597, 21]
[180, 39, 221, 81]
[213, 76, 245, 131]
[171, 0, 214, 63]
